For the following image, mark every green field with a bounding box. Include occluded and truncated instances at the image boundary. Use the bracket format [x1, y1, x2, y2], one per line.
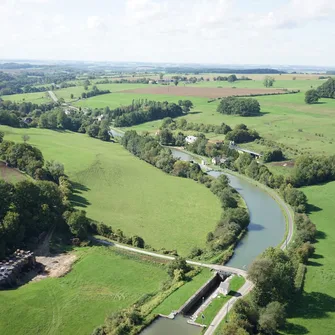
[153, 269, 212, 315]
[2, 91, 52, 104]
[282, 182, 335, 335]
[54, 83, 155, 102]
[68, 77, 335, 157]
[0, 126, 221, 255]
[0, 247, 168, 335]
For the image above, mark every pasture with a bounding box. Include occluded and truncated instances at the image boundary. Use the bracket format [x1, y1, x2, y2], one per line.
[282, 182, 335, 335]
[82, 89, 335, 157]
[0, 125, 221, 256]
[1, 91, 51, 104]
[0, 246, 169, 335]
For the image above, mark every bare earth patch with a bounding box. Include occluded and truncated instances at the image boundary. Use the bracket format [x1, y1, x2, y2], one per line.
[33, 254, 77, 281]
[121, 86, 286, 98]
[0, 161, 26, 182]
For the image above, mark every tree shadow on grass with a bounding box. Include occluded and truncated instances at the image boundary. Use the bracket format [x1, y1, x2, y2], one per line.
[70, 181, 91, 208]
[310, 253, 324, 260]
[289, 292, 335, 320]
[284, 322, 309, 335]
[306, 203, 322, 214]
[306, 260, 323, 267]
[315, 230, 327, 241]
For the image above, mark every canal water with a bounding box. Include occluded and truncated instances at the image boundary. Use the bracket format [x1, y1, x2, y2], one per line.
[109, 134, 286, 334]
[170, 148, 286, 269]
[140, 315, 202, 335]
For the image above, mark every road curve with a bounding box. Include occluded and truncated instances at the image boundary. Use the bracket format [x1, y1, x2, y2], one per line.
[203, 182, 294, 335]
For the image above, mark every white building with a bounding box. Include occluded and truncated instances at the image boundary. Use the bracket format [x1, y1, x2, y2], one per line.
[219, 276, 235, 296]
[185, 135, 197, 144]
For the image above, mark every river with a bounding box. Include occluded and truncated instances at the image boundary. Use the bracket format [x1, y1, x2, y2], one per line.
[170, 148, 286, 270]
[109, 132, 286, 335]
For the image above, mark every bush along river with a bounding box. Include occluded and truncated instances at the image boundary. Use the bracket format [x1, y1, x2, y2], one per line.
[108, 132, 286, 334]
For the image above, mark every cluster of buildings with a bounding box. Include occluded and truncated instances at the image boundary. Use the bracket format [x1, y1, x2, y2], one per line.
[0, 250, 36, 289]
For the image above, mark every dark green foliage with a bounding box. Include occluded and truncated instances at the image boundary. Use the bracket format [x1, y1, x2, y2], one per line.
[65, 210, 89, 240]
[81, 87, 110, 99]
[262, 149, 285, 163]
[305, 89, 319, 104]
[294, 213, 317, 244]
[227, 74, 238, 82]
[45, 160, 65, 184]
[0, 179, 67, 255]
[316, 78, 335, 98]
[167, 257, 191, 279]
[131, 236, 145, 248]
[226, 124, 260, 143]
[258, 301, 286, 335]
[263, 76, 275, 88]
[103, 309, 143, 335]
[248, 248, 295, 307]
[290, 154, 335, 187]
[167, 118, 232, 135]
[0, 141, 44, 177]
[294, 263, 307, 293]
[0, 131, 4, 143]
[217, 97, 261, 116]
[114, 100, 186, 127]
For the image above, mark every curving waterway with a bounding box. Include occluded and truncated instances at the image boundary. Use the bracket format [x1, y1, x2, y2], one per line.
[110, 131, 286, 335]
[170, 148, 286, 269]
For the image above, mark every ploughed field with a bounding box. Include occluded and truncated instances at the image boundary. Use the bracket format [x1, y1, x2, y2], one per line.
[120, 86, 286, 98]
[0, 247, 169, 335]
[0, 126, 221, 256]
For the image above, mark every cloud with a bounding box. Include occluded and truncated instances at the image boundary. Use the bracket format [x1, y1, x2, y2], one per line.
[86, 16, 107, 31]
[125, 0, 168, 24]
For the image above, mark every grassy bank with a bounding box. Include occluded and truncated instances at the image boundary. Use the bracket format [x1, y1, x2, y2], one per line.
[0, 246, 169, 335]
[282, 182, 335, 335]
[0, 126, 221, 256]
[153, 269, 212, 316]
[195, 275, 246, 327]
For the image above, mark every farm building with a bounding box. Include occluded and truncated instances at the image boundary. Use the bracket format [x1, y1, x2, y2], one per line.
[0, 250, 36, 289]
[185, 135, 197, 144]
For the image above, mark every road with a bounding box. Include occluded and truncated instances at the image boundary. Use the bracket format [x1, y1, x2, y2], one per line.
[48, 91, 58, 103]
[95, 238, 247, 277]
[95, 171, 295, 335]
[203, 184, 294, 335]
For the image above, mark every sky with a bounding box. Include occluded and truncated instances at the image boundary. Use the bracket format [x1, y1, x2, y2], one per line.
[0, 0, 335, 66]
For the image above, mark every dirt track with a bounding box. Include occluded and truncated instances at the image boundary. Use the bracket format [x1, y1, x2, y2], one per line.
[121, 86, 285, 98]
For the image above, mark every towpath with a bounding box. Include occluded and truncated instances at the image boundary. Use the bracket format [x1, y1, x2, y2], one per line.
[48, 90, 58, 103]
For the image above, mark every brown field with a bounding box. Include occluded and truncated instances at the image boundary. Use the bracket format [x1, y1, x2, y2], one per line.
[0, 161, 27, 183]
[121, 86, 286, 98]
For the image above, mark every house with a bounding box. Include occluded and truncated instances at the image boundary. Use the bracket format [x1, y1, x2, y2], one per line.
[185, 135, 197, 144]
[212, 157, 226, 165]
[219, 280, 230, 296]
[97, 114, 104, 122]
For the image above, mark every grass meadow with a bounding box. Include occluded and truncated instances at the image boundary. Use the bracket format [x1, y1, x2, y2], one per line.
[0, 247, 169, 335]
[2, 91, 51, 104]
[282, 182, 335, 335]
[0, 125, 221, 256]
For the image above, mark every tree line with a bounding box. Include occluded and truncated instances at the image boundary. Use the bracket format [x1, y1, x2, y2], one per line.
[217, 96, 261, 116]
[113, 100, 191, 127]
[305, 78, 335, 104]
[121, 131, 249, 261]
[0, 134, 146, 259]
[81, 86, 110, 99]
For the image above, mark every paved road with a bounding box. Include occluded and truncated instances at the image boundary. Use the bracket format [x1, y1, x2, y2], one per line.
[203, 185, 294, 335]
[95, 238, 247, 277]
[48, 91, 58, 103]
[204, 279, 254, 335]
[95, 173, 294, 335]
